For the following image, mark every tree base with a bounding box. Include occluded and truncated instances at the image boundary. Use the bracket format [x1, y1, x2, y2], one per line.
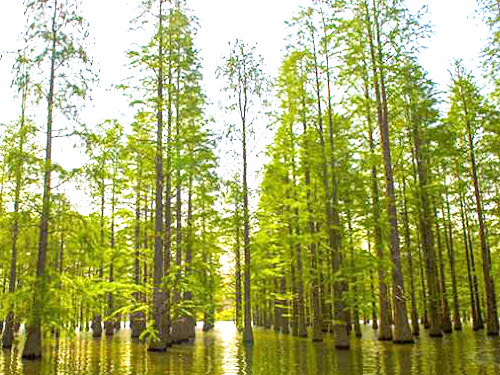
[335, 343, 350, 350]
[393, 338, 415, 344]
[22, 323, 42, 360]
[429, 332, 443, 338]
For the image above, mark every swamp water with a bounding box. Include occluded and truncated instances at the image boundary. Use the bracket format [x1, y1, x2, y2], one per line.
[1, 322, 500, 374]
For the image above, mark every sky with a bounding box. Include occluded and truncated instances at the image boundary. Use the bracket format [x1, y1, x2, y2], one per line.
[0, 0, 491, 209]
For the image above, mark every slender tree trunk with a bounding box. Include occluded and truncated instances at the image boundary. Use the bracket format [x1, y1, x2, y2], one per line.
[162, 11, 175, 346]
[105, 167, 118, 337]
[411, 110, 442, 338]
[131, 172, 144, 338]
[292, 76, 308, 339]
[308, 20, 340, 345]
[174, 30, 183, 311]
[465, 199, 485, 330]
[185, 174, 195, 337]
[347, 208, 362, 338]
[462, 96, 499, 335]
[364, 80, 391, 340]
[3, 70, 28, 349]
[371, 6, 413, 342]
[242, 102, 253, 344]
[433, 204, 452, 333]
[402, 175, 419, 336]
[149, 0, 166, 352]
[22, 0, 58, 359]
[444, 185, 462, 330]
[235, 208, 243, 331]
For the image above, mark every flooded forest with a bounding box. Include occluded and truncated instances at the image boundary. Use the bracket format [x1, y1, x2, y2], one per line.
[1, 0, 500, 374]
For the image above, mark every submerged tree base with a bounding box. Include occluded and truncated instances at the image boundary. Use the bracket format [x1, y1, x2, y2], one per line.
[22, 323, 42, 360]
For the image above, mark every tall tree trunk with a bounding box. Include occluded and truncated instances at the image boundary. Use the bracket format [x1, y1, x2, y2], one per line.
[444, 185, 462, 330]
[292, 75, 308, 339]
[364, 79, 391, 340]
[465, 199, 485, 330]
[462, 95, 499, 335]
[162, 10, 174, 346]
[346, 208, 362, 338]
[366, 0, 413, 343]
[22, 0, 57, 359]
[459, 190, 479, 329]
[433, 204, 452, 333]
[105, 167, 118, 337]
[185, 174, 195, 337]
[410, 105, 442, 338]
[131, 171, 144, 338]
[3, 69, 28, 349]
[242, 100, 253, 344]
[402, 174, 419, 336]
[235, 207, 242, 331]
[174, 28, 183, 311]
[148, 0, 166, 352]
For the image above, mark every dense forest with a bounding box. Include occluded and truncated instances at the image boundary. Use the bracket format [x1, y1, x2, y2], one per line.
[1, 0, 500, 365]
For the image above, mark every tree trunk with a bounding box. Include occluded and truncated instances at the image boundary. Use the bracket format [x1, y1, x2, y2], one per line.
[365, 0, 413, 343]
[242, 106, 253, 344]
[458, 190, 479, 329]
[411, 111, 442, 338]
[235, 204, 243, 331]
[433, 204, 452, 333]
[148, 0, 166, 352]
[131, 166, 144, 339]
[463, 101, 499, 335]
[444, 186, 462, 330]
[185, 174, 195, 337]
[402, 175, 419, 336]
[2, 69, 28, 349]
[365, 80, 391, 340]
[22, 0, 58, 359]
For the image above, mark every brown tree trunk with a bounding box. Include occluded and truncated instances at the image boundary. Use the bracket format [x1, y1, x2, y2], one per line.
[365, 0, 413, 343]
[433, 204, 452, 333]
[459, 192, 479, 329]
[242, 103, 253, 344]
[444, 187, 462, 330]
[308, 20, 342, 345]
[402, 175, 419, 336]
[235, 204, 243, 331]
[411, 112, 442, 338]
[291, 75, 309, 339]
[22, 0, 58, 359]
[131, 181, 144, 338]
[463, 102, 499, 335]
[2, 70, 28, 349]
[185, 174, 195, 337]
[148, 0, 166, 352]
[365, 80, 391, 340]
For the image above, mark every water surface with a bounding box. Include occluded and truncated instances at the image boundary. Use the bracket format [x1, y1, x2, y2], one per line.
[1, 322, 499, 374]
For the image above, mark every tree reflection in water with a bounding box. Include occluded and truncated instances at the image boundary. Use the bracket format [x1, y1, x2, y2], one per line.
[1, 322, 500, 375]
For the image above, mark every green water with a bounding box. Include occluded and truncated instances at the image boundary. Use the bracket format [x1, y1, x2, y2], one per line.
[1, 322, 499, 374]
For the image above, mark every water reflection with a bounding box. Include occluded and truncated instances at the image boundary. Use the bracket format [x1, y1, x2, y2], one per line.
[1, 322, 500, 375]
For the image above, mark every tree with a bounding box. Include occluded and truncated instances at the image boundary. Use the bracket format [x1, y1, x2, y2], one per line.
[218, 40, 267, 343]
[447, 61, 499, 336]
[21, 0, 91, 359]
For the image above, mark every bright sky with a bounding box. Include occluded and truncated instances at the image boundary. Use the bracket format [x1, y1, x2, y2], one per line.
[0, 0, 490, 208]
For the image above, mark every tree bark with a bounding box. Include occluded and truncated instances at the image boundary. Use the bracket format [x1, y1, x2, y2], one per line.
[22, 0, 58, 359]
[148, 0, 166, 352]
[444, 186, 462, 330]
[366, 0, 413, 343]
[462, 93, 499, 335]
